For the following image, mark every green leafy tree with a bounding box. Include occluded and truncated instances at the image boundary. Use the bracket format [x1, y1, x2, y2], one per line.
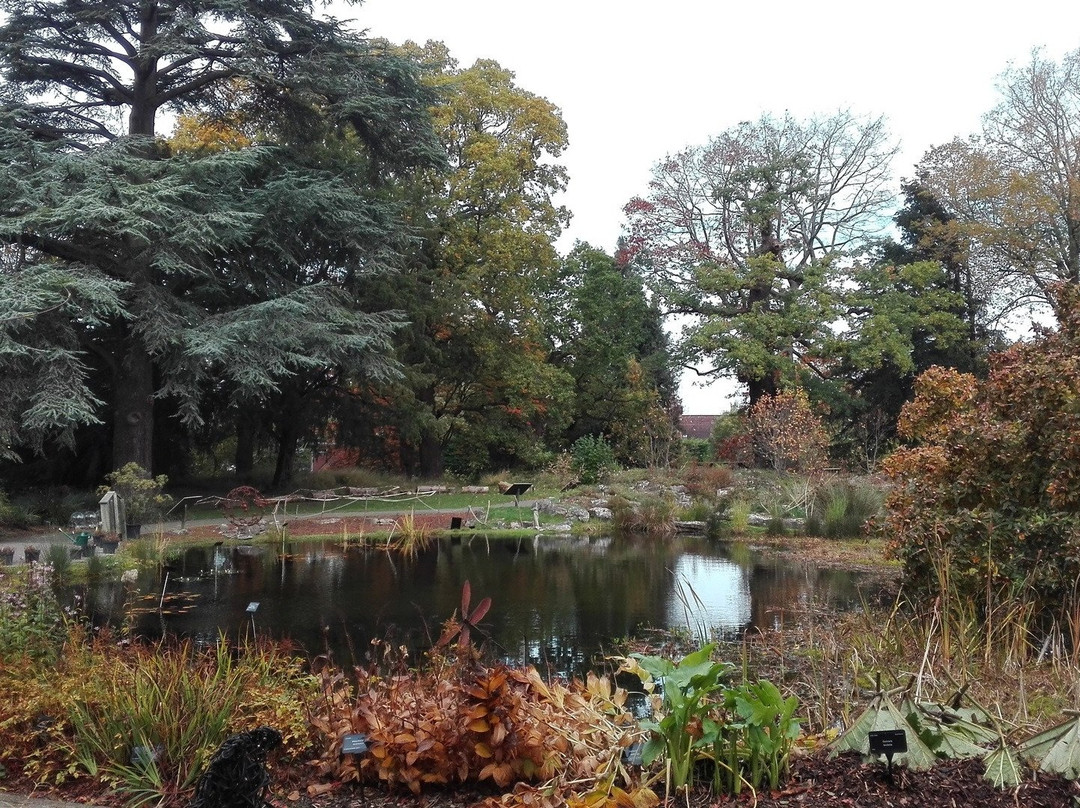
[622, 111, 897, 406]
[823, 259, 975, 468]
[0, 0, 441, 476]
[553, 243, 678, 466]
[813, 180, 992, 468]
[883, 282, 1080, 625]
[367, 43, 573, 477]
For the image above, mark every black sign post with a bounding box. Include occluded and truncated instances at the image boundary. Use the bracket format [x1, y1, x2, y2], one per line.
[341, 734, 369, 756]
[501, 482, 533, 508]
[868, 728, 907, 781]
[340, 733, 368, 801]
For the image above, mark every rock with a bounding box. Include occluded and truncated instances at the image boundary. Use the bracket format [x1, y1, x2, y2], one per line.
[537, 499, 569, 516]
[589, 507, 614, 520]
[566, 505, 590, 522]
[746, 513, 805, 531]
[675, 520, 706, 534]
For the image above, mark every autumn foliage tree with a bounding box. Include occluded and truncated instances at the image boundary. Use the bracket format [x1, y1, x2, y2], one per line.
[917, 47, 1080, 327]
[883, 283, 1080, 625]
[745, 389, 828, 473]
[372, 43, 574, 477]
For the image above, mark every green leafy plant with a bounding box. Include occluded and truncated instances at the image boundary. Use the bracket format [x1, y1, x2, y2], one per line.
[100, 463, 173, 524]
[721, 680, 800, 792]
[571, 435, 617, 485]
[623, 644, 733, 791]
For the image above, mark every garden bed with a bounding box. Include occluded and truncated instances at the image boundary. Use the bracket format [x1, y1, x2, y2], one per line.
[224, 750, 1080, 808]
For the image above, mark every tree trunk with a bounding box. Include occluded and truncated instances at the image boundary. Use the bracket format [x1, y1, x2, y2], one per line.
[235, 414, 256, 481]
[746, 375, 778, 410]
[113, 335, 155, 471]
[418, 427, 444, 478]
[272, 423, 298, 489]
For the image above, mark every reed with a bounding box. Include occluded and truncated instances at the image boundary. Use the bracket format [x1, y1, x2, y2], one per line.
[388, 511, 429, 558]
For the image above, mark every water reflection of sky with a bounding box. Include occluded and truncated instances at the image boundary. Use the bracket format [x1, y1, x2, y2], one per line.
[665, 554, 751, 634]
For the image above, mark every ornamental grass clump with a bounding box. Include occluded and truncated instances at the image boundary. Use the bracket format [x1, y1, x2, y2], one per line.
[0, 632, 317, 805]
[806, 479, 884, 538]
[63, 636, 315, 805]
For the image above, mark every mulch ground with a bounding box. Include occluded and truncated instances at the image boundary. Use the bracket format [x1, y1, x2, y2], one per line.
[288, 752, 1078, 808]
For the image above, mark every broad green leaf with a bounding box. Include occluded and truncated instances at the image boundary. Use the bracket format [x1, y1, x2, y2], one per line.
[640, 736, 665, 767]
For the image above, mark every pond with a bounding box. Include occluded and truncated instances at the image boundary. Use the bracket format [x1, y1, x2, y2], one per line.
[77, 533, 875, 675]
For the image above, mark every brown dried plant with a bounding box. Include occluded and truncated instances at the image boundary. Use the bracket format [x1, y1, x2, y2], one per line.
[305, 584, 651, 807]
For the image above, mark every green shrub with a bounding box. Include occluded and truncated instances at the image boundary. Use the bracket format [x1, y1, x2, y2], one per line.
[10, 488, 95, 527]
[681, 438, 712, 463]
[100, 463, 172, 524]
[570, 434, 617, 484]
[0, 491, 37, 529]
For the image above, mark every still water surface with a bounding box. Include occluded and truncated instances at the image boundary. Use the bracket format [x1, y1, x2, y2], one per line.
[82, 534, 870, 674]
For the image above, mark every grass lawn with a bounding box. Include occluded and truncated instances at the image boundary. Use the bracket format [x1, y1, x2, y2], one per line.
[173, 488, 558, 523]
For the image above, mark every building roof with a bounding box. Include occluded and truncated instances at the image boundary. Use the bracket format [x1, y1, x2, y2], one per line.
[680, 415, 720, 440]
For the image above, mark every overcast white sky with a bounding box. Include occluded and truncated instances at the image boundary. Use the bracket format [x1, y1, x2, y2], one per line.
[333, 0, 1080, 413]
